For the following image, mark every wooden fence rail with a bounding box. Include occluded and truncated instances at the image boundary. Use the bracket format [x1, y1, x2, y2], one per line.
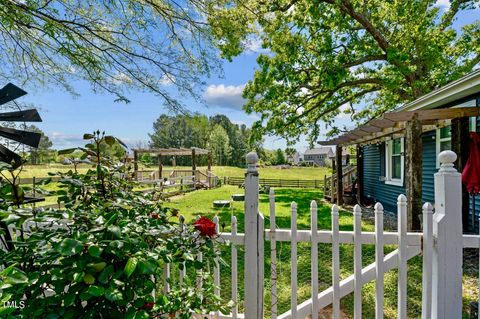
[225, 177, 323, 189]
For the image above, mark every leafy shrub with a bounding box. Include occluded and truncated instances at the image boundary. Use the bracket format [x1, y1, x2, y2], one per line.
[0, 132, 230, 318]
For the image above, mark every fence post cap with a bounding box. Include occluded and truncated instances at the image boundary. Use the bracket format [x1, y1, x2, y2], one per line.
[353, 204, 361, 215]
[246, 152, 259, 164]
[422, 202, 433, 212]
[397, 194, 407, 203]
[438, 150, 458, 173]
[331, 204, 339, 215]
[438, 150, 457, 167]
[374, 202, 384, 212]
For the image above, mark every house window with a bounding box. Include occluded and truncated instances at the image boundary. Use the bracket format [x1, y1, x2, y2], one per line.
[385, 138, 404, 186]
[436, 126, 451, 168]
[470, 116, 477, 131]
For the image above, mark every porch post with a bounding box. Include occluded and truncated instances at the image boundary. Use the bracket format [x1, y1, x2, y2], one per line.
[191, 148, 196, 171]
[432, 151, 463, 319]
[405, 115, 422, 230]
[244, 152, 263, 318]
[336, 145, 343, 205]
[356, 145, 363, 204]
[208, 152, 212, 172]
[158, 155, 162, 179]
[451, 117, 470, 232]
[133, 150, 138, 180]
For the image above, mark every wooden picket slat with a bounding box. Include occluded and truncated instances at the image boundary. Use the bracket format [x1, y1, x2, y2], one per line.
[353, 204, 362, 318]
[291, 202, 298, 319]
[213, 216, 221, 317]
[311, 200, 319, 319]
[332, 204, 340, 319]
[397, 195, 407, 319]
[231, 216, 238, 319]
[270, 188, 278, 319]
[197, 252, 203, 290]
[375, 202, 384, 319]
[163, 263, 170, 294]
[179, 215, 186, 283]
[422, 202, 433, 319]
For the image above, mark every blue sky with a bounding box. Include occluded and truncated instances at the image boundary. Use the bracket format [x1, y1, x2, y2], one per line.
[18, 2, 479, 153]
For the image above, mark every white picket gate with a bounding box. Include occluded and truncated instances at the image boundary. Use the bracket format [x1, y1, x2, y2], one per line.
[191, 150, 480, 319]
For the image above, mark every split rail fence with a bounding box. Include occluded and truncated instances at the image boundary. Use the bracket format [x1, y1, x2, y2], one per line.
[224, 177, 323, 189]
[190, 150, 480, 318]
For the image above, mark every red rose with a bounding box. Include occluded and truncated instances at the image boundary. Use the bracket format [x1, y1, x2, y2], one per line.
[194, 217, 217, 237]
[140, 302, 155, 309]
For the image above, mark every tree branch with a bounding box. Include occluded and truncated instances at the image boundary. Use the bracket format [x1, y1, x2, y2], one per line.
[343, 54, 387, 68]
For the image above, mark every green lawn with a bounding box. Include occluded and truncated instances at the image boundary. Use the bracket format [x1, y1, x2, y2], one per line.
[17, 164, 331, 180]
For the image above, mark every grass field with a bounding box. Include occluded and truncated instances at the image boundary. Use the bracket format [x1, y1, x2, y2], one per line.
[17, 164, 331, 180]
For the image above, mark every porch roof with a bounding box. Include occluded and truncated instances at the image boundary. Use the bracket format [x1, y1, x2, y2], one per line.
[133, 147, 210, 156]
[317, 107, 480, 146]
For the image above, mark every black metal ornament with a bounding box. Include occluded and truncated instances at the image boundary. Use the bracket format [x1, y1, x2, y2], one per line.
[0, 83, 42, 168]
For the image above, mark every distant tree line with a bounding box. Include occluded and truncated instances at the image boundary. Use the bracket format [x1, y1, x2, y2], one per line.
[149, 113, 264, 167]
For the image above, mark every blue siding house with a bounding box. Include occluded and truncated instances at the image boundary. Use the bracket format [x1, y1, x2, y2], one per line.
[321, 70, 480, 232]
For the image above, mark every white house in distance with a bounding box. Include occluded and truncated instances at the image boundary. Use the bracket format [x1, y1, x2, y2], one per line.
[286, 151, 303, 164]
[303, 147, 334, 166]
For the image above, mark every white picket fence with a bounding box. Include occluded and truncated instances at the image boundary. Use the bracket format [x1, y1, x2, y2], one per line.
[199, 150, 480, 319]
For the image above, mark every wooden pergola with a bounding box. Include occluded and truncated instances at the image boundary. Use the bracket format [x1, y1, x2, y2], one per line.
[318, 106, 479, 230]
[133, 147, 212, 178]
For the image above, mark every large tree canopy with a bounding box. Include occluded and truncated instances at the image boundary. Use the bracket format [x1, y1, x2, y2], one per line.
[0, 0, 221, 108]
[208, 0, 480, 141]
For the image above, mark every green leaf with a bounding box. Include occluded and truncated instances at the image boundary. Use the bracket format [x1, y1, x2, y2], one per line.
[87, 285, 105, 297]
[83, 133, 95, 140]
[98, 265, 114, 284]
[83, 273, 95, 285]
[124, 257, 138, 278]
[105, 288, 123, 302]
[137, 260, 157, 275]
[87, 245, 102, 257]
[107, 225, 122, 239]
[104, 136, 115, 146]
[5, 268, 28, 284]
[58, 238, 83, 256]
[63, 293, 76, 307]
[87, 262, 107, 272]
[58, 148, 77, 155]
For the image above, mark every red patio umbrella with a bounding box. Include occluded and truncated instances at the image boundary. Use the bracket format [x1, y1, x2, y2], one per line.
[461, 132, 480, 232]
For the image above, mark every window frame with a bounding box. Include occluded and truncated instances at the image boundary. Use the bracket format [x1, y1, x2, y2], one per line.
[435, 125, 452, 168]
[385, 137, 404, 186]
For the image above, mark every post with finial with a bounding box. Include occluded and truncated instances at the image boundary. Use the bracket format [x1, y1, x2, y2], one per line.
[244, 151, 263, 318]
[432, 150, 462, 319]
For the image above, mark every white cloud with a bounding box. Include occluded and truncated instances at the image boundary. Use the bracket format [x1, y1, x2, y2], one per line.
[435, 0, 451, 8]
[49, 132, 84, 148]
[204, 84, 246, 110]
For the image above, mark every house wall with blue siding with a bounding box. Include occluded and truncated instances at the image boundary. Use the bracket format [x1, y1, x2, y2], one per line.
[362, 130, 438, 214]
[362, 118, 480, 233]
[362, 144, 405, 213]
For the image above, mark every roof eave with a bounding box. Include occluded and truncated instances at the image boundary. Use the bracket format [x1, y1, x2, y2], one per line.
[398, 69, 480, 112]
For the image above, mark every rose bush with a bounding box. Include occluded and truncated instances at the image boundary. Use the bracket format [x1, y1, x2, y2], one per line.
[0, 132, 230, 318]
